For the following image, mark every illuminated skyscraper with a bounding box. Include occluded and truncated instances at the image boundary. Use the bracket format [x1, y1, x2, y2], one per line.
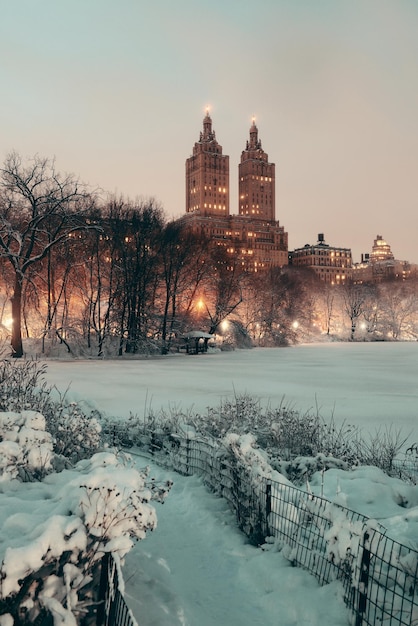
[182, 111, 288, 271]
[185, 109, 229, 217]
[239, 118, 275, 221]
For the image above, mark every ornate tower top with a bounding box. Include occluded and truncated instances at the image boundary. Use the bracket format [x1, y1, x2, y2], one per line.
[370, 235, 394, 263]
[200, 108, 216, 142]
[192, 108, 222, 156]
[247, 117, 262, 151]
[242, 117, 267, 162]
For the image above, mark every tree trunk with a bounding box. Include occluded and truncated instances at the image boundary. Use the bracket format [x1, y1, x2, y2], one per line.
[11, 276, 23, 357]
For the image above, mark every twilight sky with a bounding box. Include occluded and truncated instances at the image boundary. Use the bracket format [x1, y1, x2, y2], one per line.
[1, 0, 417, 264]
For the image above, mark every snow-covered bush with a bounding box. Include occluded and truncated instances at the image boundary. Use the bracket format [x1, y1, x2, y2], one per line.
[274, 453, 349, 485]
[0, 451, 172, 625]
[102, 406, 191, 451]
[0, 361, 172, 624]
[104, 392, 410, 481]
[47, 403, 102, 464]
[354, 426, 410, 476]
[0, 410, 54, 481]
[0, 360, 102, 463]
[213, 433, 293, 543]
[0, 360, 52, 414]
[219, 432, 287, 486]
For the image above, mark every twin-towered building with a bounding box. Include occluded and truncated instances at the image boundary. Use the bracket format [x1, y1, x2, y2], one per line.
[183, 110, 412, 282]
[183, 110, 288, 270]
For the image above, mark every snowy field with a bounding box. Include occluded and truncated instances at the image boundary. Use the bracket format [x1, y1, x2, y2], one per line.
[44, 342, 418, 444]
[39, 342, 418, 626]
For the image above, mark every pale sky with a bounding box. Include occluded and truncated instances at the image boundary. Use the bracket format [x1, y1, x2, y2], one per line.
[1, 0, 417, 263]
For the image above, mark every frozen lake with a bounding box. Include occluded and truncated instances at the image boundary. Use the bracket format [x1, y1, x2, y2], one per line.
[43, 342, 418, 445]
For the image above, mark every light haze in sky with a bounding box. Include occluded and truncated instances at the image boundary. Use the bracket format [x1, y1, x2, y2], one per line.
[1, 0, 417, 263]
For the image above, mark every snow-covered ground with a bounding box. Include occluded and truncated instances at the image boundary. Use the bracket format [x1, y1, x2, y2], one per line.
[39, 342, 418, 625]
[44, 342, 418, 443]
[122, 455, 350, 626]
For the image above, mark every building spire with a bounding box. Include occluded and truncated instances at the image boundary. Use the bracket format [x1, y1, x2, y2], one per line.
[201, 106, 215, 142]
[247, 116, 261, 150]
[186, 107, 229, 217]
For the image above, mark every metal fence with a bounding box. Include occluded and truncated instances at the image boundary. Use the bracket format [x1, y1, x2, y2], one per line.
[97, 553, 137, 626]
[156, 435, 418, 626]
[392, 456, 418, 484]
[99, 429, 418, 626]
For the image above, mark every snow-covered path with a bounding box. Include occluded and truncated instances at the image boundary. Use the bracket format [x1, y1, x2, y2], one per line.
[123, 455, 350, 626]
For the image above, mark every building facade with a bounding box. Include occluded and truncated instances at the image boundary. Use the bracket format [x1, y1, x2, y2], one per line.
[238, 118, 275, 221]
[183, 112, 288, 271]
[370, 234, 395, 263]
[289, 233, 352, 284]
[352, 235, 415, 282]
[185, 110, 229, 218]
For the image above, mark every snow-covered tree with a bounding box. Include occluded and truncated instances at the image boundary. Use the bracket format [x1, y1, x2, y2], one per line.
[0, 152, 96, 357]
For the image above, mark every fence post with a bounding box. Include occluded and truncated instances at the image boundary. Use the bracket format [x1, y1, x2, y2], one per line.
[265, 481, 272, 537]
[96, 553, 109, 626]
[356, 529, 371, 626]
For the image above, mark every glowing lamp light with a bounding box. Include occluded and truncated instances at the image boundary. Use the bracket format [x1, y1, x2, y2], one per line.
[292, 321, 299, 330]
[2, 316, 13, 331]
[221, 320, 229, 332]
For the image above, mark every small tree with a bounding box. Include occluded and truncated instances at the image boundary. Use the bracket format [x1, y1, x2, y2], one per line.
[341, 280, 366, 341]
[379, 279, 418, 340]
[0, 152, 96, 357]
[205, 246, 244, 335]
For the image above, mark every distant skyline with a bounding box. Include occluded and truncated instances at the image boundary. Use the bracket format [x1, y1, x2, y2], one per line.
[1, 1, 417, 264]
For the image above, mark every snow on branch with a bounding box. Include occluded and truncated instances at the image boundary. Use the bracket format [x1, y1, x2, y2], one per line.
[0, 450, 171, 625]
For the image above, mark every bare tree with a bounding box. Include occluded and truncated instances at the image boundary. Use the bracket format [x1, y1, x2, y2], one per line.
[80, 217, 120, 357]
[361, 283, 381, 336]
[241, 267, 319, 346]
[107, 198, 164, 354]
[158, 223, 212, 352]
[204, 246, 244, 335]
[341, 280, 367, 341]
[178, 230, 212, 319]
[379, 279, 418, 340]
[0, 152, 96, 357]
[318, 282, 336, 336]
